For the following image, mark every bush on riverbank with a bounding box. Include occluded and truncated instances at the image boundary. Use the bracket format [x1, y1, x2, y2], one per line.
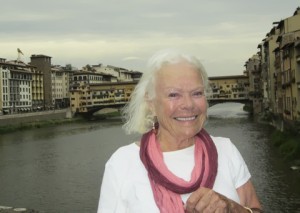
[253, 111, 300, 167]
[271, 130, 300, 162]
[243, 104, 253, 114]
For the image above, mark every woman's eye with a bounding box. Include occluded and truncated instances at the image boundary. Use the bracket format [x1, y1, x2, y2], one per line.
[168, 93, 179, 98]
[193, 91, 204, 97]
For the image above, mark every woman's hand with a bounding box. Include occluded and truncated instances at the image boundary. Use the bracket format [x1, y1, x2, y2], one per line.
[185, 187, 248, 213]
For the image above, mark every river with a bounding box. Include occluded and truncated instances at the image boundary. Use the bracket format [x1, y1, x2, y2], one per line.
[0, 103, 299, 212]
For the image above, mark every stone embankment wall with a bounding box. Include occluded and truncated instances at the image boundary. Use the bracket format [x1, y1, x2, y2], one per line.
[0, 109, 70, 127]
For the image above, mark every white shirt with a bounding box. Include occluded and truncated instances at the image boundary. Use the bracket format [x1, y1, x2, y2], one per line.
[98, 136, 250, 213]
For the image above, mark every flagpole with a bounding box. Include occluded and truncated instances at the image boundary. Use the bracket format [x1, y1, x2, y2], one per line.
[17, 48, 24, 61]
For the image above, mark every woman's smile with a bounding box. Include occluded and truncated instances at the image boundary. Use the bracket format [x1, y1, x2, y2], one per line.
[174, 115, 198, 121]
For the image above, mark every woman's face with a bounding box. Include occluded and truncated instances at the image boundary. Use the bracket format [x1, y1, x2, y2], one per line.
[150, 61, 207, 142]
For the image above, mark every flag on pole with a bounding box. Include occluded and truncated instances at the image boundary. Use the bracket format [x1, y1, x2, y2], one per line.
[17, 48, 24, 55]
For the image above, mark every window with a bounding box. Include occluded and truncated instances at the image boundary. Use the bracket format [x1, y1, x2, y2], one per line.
[286, 97, 291, 110]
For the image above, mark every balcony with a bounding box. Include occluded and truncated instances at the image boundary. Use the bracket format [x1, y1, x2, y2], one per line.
[295, 40, 300, 48]
[274, 57, 281, 68]
[297, 55, 300, 63]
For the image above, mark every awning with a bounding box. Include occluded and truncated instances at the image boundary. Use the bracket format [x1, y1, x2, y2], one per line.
[273, 47, 280, 52]
[280, 42, 294, 49]
[276, 35, 282, 42]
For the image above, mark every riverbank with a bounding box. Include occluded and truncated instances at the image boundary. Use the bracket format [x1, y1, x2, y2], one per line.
[0, 109, 75, 134]
[244, 102, 299, 168]
[255, 111, 300, 172]
[270, 129, 300, 170]
[0, 108, 121, 134]
[243, 105, 300, 172]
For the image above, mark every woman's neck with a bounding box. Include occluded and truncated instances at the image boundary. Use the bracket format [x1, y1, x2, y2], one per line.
[156, 133, 195, 152]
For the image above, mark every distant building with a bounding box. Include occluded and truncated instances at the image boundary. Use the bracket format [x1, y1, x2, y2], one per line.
[83, 64, 142, 82]
[244, 55, 263, 114]
[250, 7, 300, 129]
[258, 25, 281, 116]
[0, 58, 33, 113]
[69, 67, 142, 114]
[30, 54, 52, 109]
[274, 8, 300, 123]
[50, 65, 74, 108]
[72, 70, 117, 85]
[31, 66, 44, 110]
[207, 75, 249, 100]
[70, 81, 137, 114]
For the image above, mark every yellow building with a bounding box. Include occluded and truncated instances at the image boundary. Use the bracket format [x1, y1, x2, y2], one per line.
[208, 75, 249, 100]
[69, 67, 142, 114]
[70, 81, 137, 114]
[31, 67, 44, 110]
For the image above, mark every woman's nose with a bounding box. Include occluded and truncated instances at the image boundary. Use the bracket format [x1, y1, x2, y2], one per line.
[181, 95, 194, 110]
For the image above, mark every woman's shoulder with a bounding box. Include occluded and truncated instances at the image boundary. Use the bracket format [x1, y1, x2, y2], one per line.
[210, 135, 232, 148]
[104, 143, 144, 180]
[209, 135, 240, 157]
[107, 142, 140, 165]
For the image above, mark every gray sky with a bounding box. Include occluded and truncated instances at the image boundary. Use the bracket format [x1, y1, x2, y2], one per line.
[0, 0, 298, 76]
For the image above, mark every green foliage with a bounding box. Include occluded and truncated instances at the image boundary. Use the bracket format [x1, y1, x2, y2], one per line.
[271, 130, 287, 147]
[243, 104, 253, 113]
[261, 111, 272, 122]
[271, 130, 300, 160]
[279, 138, 300, 160]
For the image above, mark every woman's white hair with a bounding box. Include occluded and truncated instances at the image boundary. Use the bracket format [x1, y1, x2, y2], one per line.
[122, 49, 209, 135]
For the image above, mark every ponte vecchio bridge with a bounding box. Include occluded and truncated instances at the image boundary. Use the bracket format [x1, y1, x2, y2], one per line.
[70, 75, 251, 115]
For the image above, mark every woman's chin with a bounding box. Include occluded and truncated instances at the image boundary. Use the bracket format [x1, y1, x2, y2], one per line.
[176, 129, 200, 139]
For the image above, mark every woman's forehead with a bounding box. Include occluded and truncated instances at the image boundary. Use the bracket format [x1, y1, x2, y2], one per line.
[156, 64, 203, 82]
[155, 75, 204, 92]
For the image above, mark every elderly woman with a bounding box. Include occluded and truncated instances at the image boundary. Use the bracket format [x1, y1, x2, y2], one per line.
[97, 50, 262, 213]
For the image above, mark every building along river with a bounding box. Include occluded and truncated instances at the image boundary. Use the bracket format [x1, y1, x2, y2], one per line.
[0, 103, 299, 212]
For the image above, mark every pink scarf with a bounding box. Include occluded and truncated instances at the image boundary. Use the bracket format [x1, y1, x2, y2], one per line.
[140, 128, 218, 213]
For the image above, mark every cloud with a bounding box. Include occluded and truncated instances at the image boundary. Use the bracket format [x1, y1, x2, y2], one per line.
[122, 57, 143, 61]
[141, 12, 176, 19]
[0, 0, 299, 76]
